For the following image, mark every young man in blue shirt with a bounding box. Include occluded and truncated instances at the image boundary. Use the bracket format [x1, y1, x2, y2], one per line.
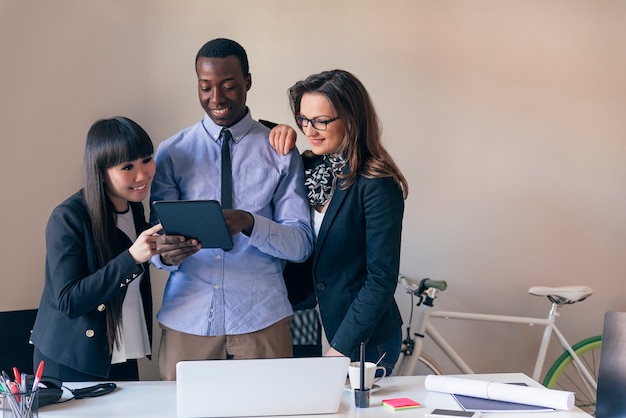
[150, 38, 313, 380]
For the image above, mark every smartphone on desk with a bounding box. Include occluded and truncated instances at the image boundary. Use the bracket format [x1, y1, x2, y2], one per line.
[425, 409, 481, 418]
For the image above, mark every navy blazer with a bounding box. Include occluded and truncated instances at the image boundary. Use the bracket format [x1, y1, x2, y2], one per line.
[285, 166, 405, 360]
[31, 192, 152, 378]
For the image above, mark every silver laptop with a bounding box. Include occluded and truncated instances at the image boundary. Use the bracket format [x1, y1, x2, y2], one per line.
[176, 356, 350, 417]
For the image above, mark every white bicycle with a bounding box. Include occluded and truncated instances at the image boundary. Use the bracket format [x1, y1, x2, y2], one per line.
[394, 275, 602, 415]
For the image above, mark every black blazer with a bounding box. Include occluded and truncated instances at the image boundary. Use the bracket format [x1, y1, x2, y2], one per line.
[31, 192, 152, 378]
[286, 167, 404, 360]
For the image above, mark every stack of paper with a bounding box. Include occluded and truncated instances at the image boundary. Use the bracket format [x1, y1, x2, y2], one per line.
[424, 375, 575, 411]
[382, 398, 422, 411]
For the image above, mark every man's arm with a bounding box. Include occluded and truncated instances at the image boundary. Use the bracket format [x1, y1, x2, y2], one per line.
[246, 148, 313, 262]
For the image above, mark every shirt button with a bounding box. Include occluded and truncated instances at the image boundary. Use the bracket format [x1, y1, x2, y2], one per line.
[85, 329, 95, 338]
[216, 255, 221, 260]
[97, 304, 106, 312]
[316, 283, 326, 291]
[214, 285, 221, 289]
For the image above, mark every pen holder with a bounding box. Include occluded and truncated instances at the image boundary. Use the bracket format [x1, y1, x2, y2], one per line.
[354, 388, 370, 408]
[2, 389, 39, 418]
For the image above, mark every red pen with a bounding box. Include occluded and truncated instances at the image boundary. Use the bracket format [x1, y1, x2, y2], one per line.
[12, 367, 21, 386]
[31, 360, 44, 391]
[9, 381, 21, 405]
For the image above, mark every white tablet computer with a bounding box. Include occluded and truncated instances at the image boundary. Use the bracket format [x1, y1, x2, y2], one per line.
[152, 200, 233, 250]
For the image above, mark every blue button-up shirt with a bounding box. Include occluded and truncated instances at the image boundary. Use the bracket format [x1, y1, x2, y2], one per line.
[150, 110, 313, 336]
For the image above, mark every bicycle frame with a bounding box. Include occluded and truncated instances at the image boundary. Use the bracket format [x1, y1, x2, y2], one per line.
[399, 292, 597, 395]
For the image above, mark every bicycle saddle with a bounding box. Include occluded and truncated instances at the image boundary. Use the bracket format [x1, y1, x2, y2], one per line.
[528, 285, 593, 304]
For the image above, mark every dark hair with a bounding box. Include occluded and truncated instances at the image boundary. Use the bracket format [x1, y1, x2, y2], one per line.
[82, 116, 153, 351]
[195, 38, 249, 76]
[289, 69, 408, 198]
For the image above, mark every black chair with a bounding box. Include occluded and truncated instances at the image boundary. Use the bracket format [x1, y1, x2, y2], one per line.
[291, 308, 322, 357]
[0, 309, 38, 374]
[283, 258, 322, 357]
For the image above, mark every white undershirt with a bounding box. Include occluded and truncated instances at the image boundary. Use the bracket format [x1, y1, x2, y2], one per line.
[111, 208, 151, 364]
[312, 208, 325, 241]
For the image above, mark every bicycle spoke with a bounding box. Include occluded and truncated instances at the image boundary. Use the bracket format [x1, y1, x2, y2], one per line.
[543, 336, 601, 416]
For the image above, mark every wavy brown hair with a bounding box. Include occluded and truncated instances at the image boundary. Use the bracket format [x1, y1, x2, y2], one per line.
[288, 69, 408, 198]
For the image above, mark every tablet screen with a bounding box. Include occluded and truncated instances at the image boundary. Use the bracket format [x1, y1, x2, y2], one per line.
[152, 200, 234, 250]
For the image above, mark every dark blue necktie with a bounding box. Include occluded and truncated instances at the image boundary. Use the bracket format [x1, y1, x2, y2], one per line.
[220, 129, 233, 209]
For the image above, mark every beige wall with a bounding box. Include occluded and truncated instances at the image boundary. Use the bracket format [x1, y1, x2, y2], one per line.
[1, 1, 624, 380]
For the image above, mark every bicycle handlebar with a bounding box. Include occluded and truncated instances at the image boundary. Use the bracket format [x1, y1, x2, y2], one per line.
[399, 274, 447, 295]
[423, 278, 447, 291]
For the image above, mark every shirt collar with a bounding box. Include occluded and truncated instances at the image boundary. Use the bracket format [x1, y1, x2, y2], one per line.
[202, 108, 254, 144]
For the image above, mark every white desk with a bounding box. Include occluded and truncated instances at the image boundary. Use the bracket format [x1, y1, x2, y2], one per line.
[39, 373, 592, 418]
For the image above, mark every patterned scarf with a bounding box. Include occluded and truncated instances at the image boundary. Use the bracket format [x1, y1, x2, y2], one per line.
[304, 153, 347, 207]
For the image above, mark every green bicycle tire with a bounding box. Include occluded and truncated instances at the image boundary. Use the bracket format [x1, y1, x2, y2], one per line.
[542, 335, 602, 414]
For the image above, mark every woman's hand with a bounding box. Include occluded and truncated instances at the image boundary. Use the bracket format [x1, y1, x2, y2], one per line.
[269, 124, 297, 156]
[128, 223, 163, 264]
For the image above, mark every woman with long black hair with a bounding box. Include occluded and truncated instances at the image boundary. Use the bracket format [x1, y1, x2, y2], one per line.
[31, 117, 194, 381]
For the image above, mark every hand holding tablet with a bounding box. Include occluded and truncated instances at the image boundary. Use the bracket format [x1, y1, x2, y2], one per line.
[153, 200, 234, 250]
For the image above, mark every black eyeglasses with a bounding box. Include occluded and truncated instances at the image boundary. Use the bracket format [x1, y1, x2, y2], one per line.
[295, 115, 340, 131]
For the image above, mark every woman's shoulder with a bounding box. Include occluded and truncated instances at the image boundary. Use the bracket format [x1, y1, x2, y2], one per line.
[355, 175, 404, 200]
[356, 174, 401, 188]
[49, 191, 89, 222]
[55, 191, 86, 210]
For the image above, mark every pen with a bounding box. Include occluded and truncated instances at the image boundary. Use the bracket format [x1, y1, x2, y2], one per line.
[2, 370, 13, 395]
[359, 342, 365, 390]
[21, 372, 27, 393]
[12, 367, 21, 386]
[4, 382, 21, 417]
[32, 360, 45, 391]
[24, 362, 45, 414]
[9, 381, 22, 411]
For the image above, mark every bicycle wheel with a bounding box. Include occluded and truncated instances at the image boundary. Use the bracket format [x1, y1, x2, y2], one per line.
[543, 335, 602, 416]
[412, 353, 445, 375]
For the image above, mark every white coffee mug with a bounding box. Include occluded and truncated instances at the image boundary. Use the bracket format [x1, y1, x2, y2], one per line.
[348, 361, 386, 390]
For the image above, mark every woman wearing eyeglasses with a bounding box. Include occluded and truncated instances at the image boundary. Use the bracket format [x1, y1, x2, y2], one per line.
[271, 69, 408, 375]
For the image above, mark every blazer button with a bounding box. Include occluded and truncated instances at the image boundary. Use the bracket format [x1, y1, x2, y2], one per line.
[85, 329, 95, 338]
[316, 283, 326, 291]
[97, 304, 106, 312]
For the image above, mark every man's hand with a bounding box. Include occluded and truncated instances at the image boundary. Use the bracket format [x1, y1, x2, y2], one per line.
[156, 234, 201, 266]
[223, 209, 254, 236]
[269, 124, 297, 156]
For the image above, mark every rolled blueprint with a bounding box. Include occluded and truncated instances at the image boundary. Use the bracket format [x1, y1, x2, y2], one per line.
[424, 375, 575, 410]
